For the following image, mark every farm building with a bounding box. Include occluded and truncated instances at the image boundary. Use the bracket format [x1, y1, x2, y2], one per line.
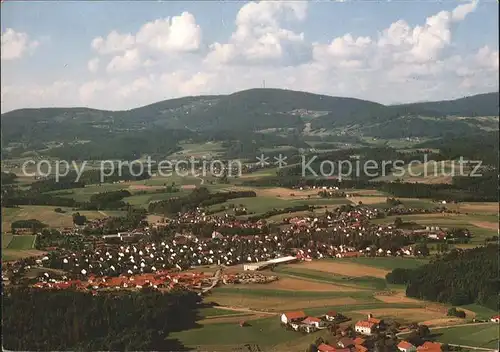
[338, 337, 355, 348]
[280, 311, 306, 324]
[317, 344, 337, 352]
[416, 341, 442, 351]
[243, 255, 298, 271]
[491, 315, 500, 323]
[325, 311, 339, 321]
[354, 320, 376, 335]
[302, 316, 323, 329]
[398, 341, 417, 352]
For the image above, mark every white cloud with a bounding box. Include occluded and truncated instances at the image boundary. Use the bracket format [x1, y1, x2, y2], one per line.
[314, 0, 479, 71]
[91, 12, 201, 59]
[1, 28, 40, 60]
[1, 81, 78, 112]
[87, 57, 100, 73]
[90, 12, 202, 74]
[135, 12, 201, 53]
[452, 0, 478, 21]
[91, 30, 135, 55]
[106, 48, 142, 73]
[475, 46, 499, 71]
[205, 1, 311, 66]
[1, 0, 497, 113]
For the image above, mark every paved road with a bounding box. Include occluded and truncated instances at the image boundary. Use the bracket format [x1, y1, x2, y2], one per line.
[201, 266, 222, 294]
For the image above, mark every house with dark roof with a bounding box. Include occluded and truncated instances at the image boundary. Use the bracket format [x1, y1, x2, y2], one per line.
[337, 337, 355, 349]
[325, 310, 339, 321]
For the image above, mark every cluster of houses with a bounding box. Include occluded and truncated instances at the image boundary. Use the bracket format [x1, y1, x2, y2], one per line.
[25, 268, 279, 292]
[281, 311, 449, 352]
[280, 310, 349, 335]
[6, 204, 446, 281]
[30, 270, 211, 291]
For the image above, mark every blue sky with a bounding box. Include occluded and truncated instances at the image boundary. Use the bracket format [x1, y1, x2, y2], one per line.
[1, 0, 498, 112]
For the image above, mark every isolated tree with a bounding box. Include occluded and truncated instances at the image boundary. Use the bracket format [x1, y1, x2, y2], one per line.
[394, 217, 403, 228]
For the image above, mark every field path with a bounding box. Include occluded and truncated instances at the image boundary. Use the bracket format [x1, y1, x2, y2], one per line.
[397, 322, 493, 336]
[214, 306, 278, 316]
[98, 210, 108, 217]
[446, 344, 496, 351]
[429, 322, 494, 330]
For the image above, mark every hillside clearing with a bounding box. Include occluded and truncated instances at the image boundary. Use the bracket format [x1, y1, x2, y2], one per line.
[2, 206, 107, 231]
[431, 324, 499, 349]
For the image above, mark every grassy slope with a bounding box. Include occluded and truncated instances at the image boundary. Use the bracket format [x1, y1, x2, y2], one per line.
[7, 235, 36, 250]
[432, 324, 499, 349]
[337, 257, 430, 270]
[2, 206, 107, 231]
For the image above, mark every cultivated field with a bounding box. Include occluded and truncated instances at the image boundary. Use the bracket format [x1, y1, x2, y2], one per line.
[337, 257, 429, 270]
[168, 141, 225, 158]
[1, 206, 107, 231]
[2, 234, 43, 261]
[285, 260, 390, 278]
[179, 257, 463, 350]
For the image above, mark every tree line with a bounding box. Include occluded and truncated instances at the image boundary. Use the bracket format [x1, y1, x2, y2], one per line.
[2, 287, 201, 351]
[148, 187, 256, 214]
[386, 245, 499, 310]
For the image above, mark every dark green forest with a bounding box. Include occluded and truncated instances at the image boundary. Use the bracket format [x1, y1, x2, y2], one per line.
[386, 245, 499, 310]
[2, 89, 498, 156]
[148, 187, 256, 214]
[2, 287, 201, 351]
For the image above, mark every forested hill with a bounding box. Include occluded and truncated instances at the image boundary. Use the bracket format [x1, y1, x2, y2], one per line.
[398, 92, 500, 117]
[386, 245, 499, 311]
[2, 89, 498, 144]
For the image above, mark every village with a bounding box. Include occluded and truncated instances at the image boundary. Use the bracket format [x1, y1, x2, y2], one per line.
[3, 197, 496, 351]
[2, 203, 471, 294]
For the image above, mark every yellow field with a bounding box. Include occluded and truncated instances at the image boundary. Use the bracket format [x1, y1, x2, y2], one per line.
[207, 293, 361, 311]
[447, 202, 498, 214]
[1, 206, 107, 232]
[469, 221, 498, 230]
[285, 261, 390, 278]
[353, 308, 448, 323]
[2, 249, 46, 262]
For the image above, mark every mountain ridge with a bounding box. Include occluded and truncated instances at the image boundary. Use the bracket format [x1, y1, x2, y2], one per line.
[1, 89, 498, 145]
[2, 88, 498, 116]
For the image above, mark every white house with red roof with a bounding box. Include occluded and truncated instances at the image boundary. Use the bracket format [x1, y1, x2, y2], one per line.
[398, 341, 417, 352]
[354, 320, 376, 335]
[491, 315, 500, 323]
[302, 316, 323, 328]
[280, 311, 306, 324]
